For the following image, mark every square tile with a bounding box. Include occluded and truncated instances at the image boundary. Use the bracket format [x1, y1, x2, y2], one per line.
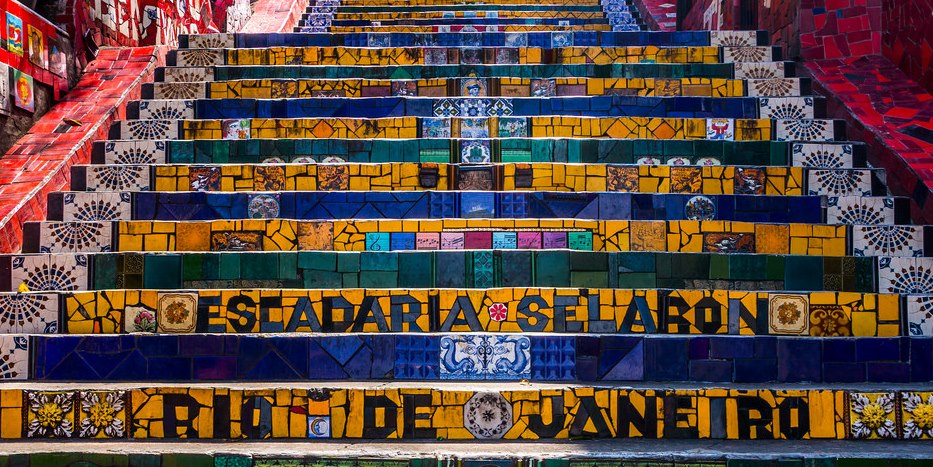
[157, 292, 198, 333]
[901, 392, 933, 439]
[138, 99, 194, 120]
[422, 118, 451, 138]
[26, 391, 75, 437]
[77, 391, 127, 438]
[460, 192, 495, 217]
[366, 232, 390, 252]
[439, 334, 485, 380]
[849, 393, 897, 439]
[568, 232, 593, 250]
[189, 166, 221, 191]
[461, 140, 492, 163]
[461, 118, 489, 138]
[543, 232, 567, 249]
[162, 67, 214, 82]
[498, 117, 527, 137]
[710, 30, 757, 47]
[440, 232, 465, 250]
[152, 81, 206, 99]
[416, 232, 440, 250]
[124, 305, 158, 333]
[706, 118, 734, 141]
[485, 334, 531, 379]
[516, 232, 542, 249]
[461, 77, 488, 97]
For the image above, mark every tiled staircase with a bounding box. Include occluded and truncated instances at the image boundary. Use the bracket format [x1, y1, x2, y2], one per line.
[1, 0, 933, 464]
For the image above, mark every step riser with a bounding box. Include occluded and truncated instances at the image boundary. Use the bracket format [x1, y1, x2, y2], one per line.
[24, 335, 933, 383]
[92, 140, 866, 168]
[0, 288, 913, 336]
[24, 218, 930, 258]
[46, 192, 830, 223]
[0, 386, 922, 441]
[0, 251, 924, 294]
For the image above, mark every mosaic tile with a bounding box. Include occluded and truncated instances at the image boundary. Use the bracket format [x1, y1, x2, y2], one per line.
[101, 141, 167, 165]
[11, 254, 89, 292]
[879, 257, 933, 294]
[722, 47, 773, 63]
[746, 78, 801, 97]
[38, 222, 113, 253]
[119, 120, 178, 140]
[161, 67, 214, 83]
[137, 100, 194, 120]
[907, 295, 933, 336]
[826, 196, 896, 225]
[853, 225, 924, 257]
[758, 97, 815, 120]
[84, 165, 150, 192]
[807, 169, 872, 196]
[775, 119, 836, 142]
[792, 143, 854, 168]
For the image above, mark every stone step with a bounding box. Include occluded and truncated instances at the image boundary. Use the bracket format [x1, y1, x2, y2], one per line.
[177, 30, 769, 49]
[0, 250, 920, 294]
[27, 218, 910, 256]
[1, 287, 912, 336]
[0, 382, 922, 441]
[108, 117, 829, 142]
[168, 46, 773, 68]
[154, 63, 798, 83]
[125, 96, 826, 120]
[45, 191, 829, 223]
[23, 334, 931, 384]
[91, 139, 866, 167]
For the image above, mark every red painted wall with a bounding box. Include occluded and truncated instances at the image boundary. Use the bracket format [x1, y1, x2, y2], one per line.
[882, 0, 933, 94]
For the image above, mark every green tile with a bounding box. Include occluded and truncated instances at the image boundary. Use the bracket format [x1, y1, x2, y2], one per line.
[535, 251, 571, 286]
[361, 251, 399, 271]
[709, 254, 729, 279]
[218, 252, 241, 280]
[162, 454, 214, 467]
[182, 253, 204, 282]
[360, 271, 399, 288]
[399, 252, 433, 287]
[278, 251, 298, 280]
[337, 252, 361, 273]
[298, 251, 337, 270]
[571, 271, 608, 288]
[144, 254, 182, 289]
[241, 252, 279, 280]
[94, 253, 117, 290]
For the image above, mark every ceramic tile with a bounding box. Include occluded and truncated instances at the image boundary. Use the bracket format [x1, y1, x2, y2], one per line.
[746, 78, 801, 97]
[710, 30, 758, 47]
[11, 254, 89, 291]
[791, 143, 854, 168]
[758, 97, 815, 119]
[85, 165, 150, 192]
[120, 120, 178, 140]
[102, 141, 167, 165]
[152, 82, 207, 99]
[776, 119, 835, 141]
[722, 47, 773, 63]
[176, 49, 225, 67]
[907, 295, 933, 336]
[62, 193, 133, 222]
[807, 169, 872, 196]
[137, 100, 194, 120]
[161, 67, 214, 83]
[187, 33, 235, 49]
[38, 222, 113, 253]
[0, 335, 28, 379]
[156, 292, 198, 333]
[879, 257, 933, 294]
[826, 196, 896, 225]
[853, 225, 924, 257]
[734, 61, 786, 79]
[0, 293, 59, 333]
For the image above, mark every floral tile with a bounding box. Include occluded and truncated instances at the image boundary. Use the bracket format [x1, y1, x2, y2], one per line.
[78, 391, 127, 438]
[848, 392, 897, 439]
[157, 292, 198, 333]
[901, 392, 933, 440]
[767, 294, 809, 335]
[26, 391, 75, 437]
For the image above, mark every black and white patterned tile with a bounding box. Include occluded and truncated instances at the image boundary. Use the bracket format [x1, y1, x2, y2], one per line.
[807, 168, 873, 196]
[0, 293, 58, 333]
[878, 257, 933, 294]
[10, 254, 90, 292]
[137, 100, 195, 120]
[745, 78, 801, 97]
[186, 33, 235, 49]
[152, 82, 207, 100]
[119, 120, 178, 140]
[102, 141, 167, 165]
[161, 67, 214, 83]
[61, 193, 133, 222]
[826, 196, 897, 225]
[791, 142, 854, 168]
[38, 222, 113, 253]
[175, 49, 225, 67]
[775, 119, 835, 141]
[710, 31, 759, 47]
[84, 165, 150, 192]
[852, 225, 924, 257]
[722, 47, 773, 63]
[0, 335, 28, 379]
[734, 61, 786, 79]
[906, 295, 933, 336]
[758, 97, 815, 119]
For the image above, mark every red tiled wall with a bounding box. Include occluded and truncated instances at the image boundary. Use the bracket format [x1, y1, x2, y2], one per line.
[758, 0, 801, 58]
[679, 0, 720, 31]
[798, 0, 882, 60]
[882, 0, 933, 94]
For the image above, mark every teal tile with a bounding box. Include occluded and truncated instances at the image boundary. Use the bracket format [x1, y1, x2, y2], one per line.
[144, 254, 182, 288]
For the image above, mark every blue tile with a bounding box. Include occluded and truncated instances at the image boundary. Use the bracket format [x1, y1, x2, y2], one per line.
[777, 339, 822, 383]
[856, 338, 900, 362]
